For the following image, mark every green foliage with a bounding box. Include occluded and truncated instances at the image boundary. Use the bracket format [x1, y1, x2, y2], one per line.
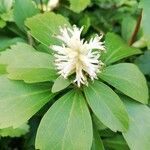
[0, 0, 149, 149]
[0, 9, 13, 22]
[0, 0, 13, 13]
[0, 19, 6, 28]
[0, 123, 29, 137]
[100, 63, 148, 104]
[0, 75, 54, 128]
[140, 0, 150, 49]
[25, 12, 70, 46]
[102, 33, 141, 65]
[0, 0, 13, 28]
[135, 51, 150, 75]
[52, 76, 71, 93]
[92, 114, 107, 131]
[91, 127, 105, 150]
[14, 0, 39, 31]
[84, 81, 129, 132]
[0, 43, 57, 83]
[122, 96, 150, 150]
[69, 0, 91, 13]
[103, 135, 129, 150]
[36, 90, 92, 150]
[0, 36, 24, 51]
[121, 16, 137, 42]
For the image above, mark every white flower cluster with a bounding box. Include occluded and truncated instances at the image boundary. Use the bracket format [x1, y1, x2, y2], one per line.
[51, 25, 105, 87]
[47, 0, 59, 11]
[38, 0, 59, 12]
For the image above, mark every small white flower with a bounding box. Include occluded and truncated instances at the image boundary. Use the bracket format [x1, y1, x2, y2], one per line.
[38, 0, 59, 12]
[51, 25, 105, 87]
[47, 0, 59, 11]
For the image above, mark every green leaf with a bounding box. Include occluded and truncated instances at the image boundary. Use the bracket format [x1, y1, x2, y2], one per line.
[121, 16, 137, 42]
[52, 76, 71, 93]
[0, 75, 54, 128]
[140, 0, 150, 49]
[101, 33, 141, 65]
[0, 19, 6, 28]
[100, 129, 116, 138]
[1, 9, 13, 22]
[103, 135, 129, 150]
[135, 51, 150, 75]
[69, 0, 91, 13]
[0, 43, 57, 83]
[84, 81, 129, 132]
[0, 35, 25, 51]
[0, 64, 6, 74]
[0, 123, 29, 137]
[0, 0, 13, 13]
[79, 15, 91, 35]
[36, 90, 92, 150]
[25, 12, 70, 47]
[100, 63, 149, 104]
[91, 127, 105, 150]
[92, 114, 107, 131]
[121, 96, 150, 150]
[14, 0, 39, 31]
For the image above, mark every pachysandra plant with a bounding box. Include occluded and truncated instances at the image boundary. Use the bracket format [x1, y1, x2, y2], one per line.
[0, 10, 149, 150]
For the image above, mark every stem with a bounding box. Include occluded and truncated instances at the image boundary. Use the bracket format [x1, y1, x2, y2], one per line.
[27, 31, 34, 46]
[40, 0, 43, 6]
[40, 0, 44, 12]
[129, 10, 142, 46]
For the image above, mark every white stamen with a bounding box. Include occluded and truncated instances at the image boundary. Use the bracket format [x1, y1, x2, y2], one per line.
[51, 25, 106, 87]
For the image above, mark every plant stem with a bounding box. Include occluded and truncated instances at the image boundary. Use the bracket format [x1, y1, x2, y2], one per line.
[40, 0, 44, 13]
[129, 10, 142, 46]
[27, 31, 34, 46]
